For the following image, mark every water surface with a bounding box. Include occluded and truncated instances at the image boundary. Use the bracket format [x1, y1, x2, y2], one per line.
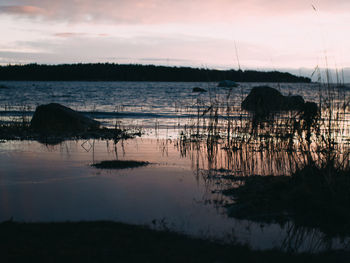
[0, 81, 349, 251]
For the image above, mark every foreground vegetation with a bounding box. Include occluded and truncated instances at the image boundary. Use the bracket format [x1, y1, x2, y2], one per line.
[1, 221, 349, 263]
[175, 82, 350, 241]
[223, 165, 350, 236]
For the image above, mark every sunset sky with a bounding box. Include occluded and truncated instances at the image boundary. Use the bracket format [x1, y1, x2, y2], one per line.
[0, 0, 349, 81]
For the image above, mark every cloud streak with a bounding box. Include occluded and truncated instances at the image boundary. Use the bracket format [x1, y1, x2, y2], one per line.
[53, 32, 110, 38]
[54, 32, 87, 38]
[1, 0, 349, 24]
[0, 5, 46, 16]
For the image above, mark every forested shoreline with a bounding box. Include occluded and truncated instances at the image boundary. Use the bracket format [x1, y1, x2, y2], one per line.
[0, 63, 311, 82]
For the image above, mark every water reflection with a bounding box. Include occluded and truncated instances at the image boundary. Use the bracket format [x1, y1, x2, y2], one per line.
[1, 136, 349, 252]
[1, 82, 350, 252]
[279, 222, 332, 253]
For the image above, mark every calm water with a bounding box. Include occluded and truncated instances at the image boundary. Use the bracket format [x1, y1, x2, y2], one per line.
[0, 81, 349, 251]
[1, 138, 345, 251]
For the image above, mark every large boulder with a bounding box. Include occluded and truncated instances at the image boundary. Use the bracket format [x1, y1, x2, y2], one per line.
[285, 95, 304, 109]
[241, 86, 305, 113]
[30, 103, 100, 133]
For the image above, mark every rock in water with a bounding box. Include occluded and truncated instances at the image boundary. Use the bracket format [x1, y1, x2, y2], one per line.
[301, 101, 319, 121]
[218, 80, 239, 87]
[30, 103, 100, 132]
[241, 86, 305, 113]
[285, 95, 304, 109]
[192, 87, 207, 92]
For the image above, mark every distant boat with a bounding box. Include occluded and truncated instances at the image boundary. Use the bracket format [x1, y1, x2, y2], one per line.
[218, 80, 239, 87]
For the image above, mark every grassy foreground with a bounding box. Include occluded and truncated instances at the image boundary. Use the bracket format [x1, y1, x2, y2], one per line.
[0, 221, 349, 262]
[223, 165, 350, 236]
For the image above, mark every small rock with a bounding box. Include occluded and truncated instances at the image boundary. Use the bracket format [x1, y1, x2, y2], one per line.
[92, 160, 149, 169]
[192, 87, 207, 92]
[218, 80, 239, 87]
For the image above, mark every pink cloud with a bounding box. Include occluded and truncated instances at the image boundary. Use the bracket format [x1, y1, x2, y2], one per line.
[1, 0, 349, 24]
[53, 32, 109, 38]
[0, 5, 46, 16]
[54, 32, 87, 38]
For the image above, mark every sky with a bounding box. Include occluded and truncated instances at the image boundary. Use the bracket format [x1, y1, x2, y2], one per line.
[0, 0, 349, 81]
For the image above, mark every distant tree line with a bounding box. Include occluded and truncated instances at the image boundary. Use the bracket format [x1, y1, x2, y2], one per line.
[0, 63, 311, 82]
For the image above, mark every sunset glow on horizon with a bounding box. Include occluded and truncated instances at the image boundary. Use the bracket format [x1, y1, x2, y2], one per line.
[1, 0, 350, 80]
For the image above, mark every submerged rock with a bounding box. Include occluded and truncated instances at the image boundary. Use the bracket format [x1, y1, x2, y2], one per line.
[92, 160, 149, 169]
[30, 103, 100, 133]
[241, 86, 305, 113]
[192, 87, 207, 92]
[218, 80, 239, 88]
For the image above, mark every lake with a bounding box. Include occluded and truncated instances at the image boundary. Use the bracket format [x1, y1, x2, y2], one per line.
[0, 81, 349, 252]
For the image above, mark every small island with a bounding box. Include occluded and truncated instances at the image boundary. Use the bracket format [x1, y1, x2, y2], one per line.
[0, 63, 311, 83]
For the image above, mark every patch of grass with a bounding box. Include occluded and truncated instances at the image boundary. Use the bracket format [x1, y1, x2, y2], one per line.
[0, 221, 349, 263]
[92, 160, 149, 169]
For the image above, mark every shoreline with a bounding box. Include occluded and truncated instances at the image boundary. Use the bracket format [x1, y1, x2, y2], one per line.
[1, 220, 349, 262]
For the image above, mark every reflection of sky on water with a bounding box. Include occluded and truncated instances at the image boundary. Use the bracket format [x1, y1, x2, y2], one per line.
[0, 139, 347, 251]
